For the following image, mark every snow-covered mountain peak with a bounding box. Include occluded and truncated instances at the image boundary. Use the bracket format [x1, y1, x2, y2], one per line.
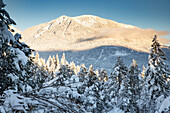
[57, 15, 70, 20]
[52, 15, 71, 25]
[72, 15, 97, 27]
[48, 15, 138, 29]
[73, 15, 98, 19]
[21, 15, 168, 52]
[58, 15, 97, 19]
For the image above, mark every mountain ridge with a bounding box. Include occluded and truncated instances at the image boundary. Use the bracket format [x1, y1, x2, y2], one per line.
[20, 15, 169, 52]
[23, 15, 139, 32]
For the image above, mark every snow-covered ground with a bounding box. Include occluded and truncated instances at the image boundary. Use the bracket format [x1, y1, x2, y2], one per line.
[108, 107, 124, 113]
[157, 96, 170, 113]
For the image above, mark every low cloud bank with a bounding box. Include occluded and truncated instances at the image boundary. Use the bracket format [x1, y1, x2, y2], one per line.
[95, 28, 170, 45]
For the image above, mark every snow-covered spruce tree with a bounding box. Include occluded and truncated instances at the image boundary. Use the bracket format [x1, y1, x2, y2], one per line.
[28, 62, 49, 91]
[86, 65, 98, 87]
[60, 53, 68, 66]
[113, 57, 128, 90]
[26, 52, 50, 91]
[105, 56, 128, 109]
[38, 62, 84, 112]
[32, 52, 46, 68]
[55, 54, 60, 70]
[77, 64, 88, 83]
[117, 68, 130, 112]
[97, 69, 108, 82]
[56, 64, 75, 86]
[0, 0, 33, 94]
[78, 66, 109, 112]
[116, 59, 140, 113]
[43, 59, 77, 94]
[46, 55, 56, 77]
[141, 65, 146, 79]
[70, 61, 80, 75]
[126, 59, 140, 113]
[0, 1, 39, 112]
[51, 55, 56, 70]
[85, 78, 106, 112]
[39, 57, 46, 67]
[97, 69, 111, 112]
[139, 35, 170, 112]
[76, 65, 88, 103]
[83, 65, 103, 112]
[33, 52, 40, 65]
[46, 55, 52, 71]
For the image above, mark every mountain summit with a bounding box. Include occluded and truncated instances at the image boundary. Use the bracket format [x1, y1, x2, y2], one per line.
[21, 15, 168, 52]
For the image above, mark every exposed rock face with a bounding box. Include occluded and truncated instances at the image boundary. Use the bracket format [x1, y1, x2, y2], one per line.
[21, 15, 169, 52]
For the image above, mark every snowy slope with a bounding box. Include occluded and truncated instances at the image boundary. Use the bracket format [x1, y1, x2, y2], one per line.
[21, 15, 169, 52]
[158, 96, 170, 113]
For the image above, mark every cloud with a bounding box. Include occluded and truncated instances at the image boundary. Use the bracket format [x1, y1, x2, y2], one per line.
[94, 27, 170, 45]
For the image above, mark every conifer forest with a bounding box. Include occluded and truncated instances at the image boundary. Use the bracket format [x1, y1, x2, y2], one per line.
[0, 0, 170, 113]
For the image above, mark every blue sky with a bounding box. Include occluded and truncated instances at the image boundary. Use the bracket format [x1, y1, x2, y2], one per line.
[5, 0, 170, 38]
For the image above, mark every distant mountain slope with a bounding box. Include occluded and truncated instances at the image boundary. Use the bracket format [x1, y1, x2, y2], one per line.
[21, 15, 169, 52]
[37, 46, 170, 74]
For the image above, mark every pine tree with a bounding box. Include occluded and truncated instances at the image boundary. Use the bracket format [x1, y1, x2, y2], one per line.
[106, 57, 128, 108]
[39, 57, 46, 67]
[44, 64, 75, 87]
[46, 55, 52, 71]
[0, 1, 38, 112]
[28, 63, 49, 90]
[60, 53, 68, 66]
[34, 52, 40, 65]
[0, 1, 84, 112]
[118, 69, 130, 112]
[127, 59, 140, 113]
[86, 79, 106, 112]
[76, 64, 89, 105]
[0, 0, 33, 94]
[40, 63, 84, 112]
[97, 69, 111, 112]
[86, 65, 98, 87]
[70, 61, 77, 74]
[139, 35, 170, 112]
[51, 55, 56, 72]
[78, 64, 88, 83]
[141, 65, 146, 79]
[97, 69, 108, 82]
[55, 54, 60, 70]
[82, 66, 105, 112]
[46, 55, 57, 78]
[115, 59, 140, 112]
[114, 57, 128, 90]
